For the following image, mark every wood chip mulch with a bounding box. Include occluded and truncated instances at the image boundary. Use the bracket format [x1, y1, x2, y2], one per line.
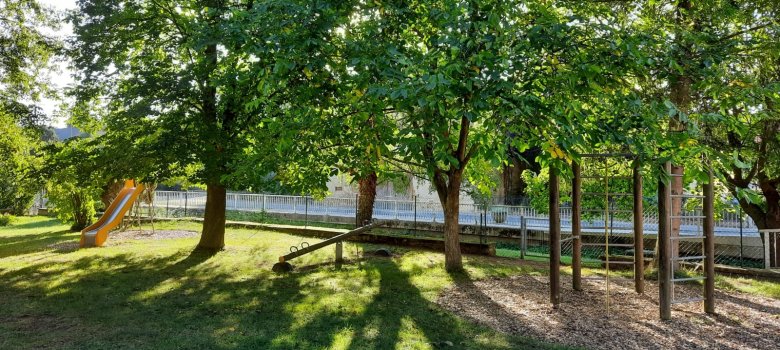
[437, 275, 780, 350]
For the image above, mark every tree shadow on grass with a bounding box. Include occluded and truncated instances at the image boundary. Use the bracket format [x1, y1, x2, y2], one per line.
[0, 247, 307, 349]
[0, 244, 564, 350]
[275, 259, 561, 350]
[1, 218, 64, 231]
[0, 229, 76, 259]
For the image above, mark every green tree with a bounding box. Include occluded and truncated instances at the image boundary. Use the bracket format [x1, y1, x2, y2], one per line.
[0, 0, 60, 215]
[69, 0, 310, 250]
[630, 1, 779, 264]
[41, 138, 102, 230]
[372, 1, 660, 271]
[0, 113, 43, 214]
[1, 0, 59, 120]
[688, 1, 780, 265]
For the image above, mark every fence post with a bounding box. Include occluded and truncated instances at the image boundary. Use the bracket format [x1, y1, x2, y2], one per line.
[262, 194, 266, 212]
[549, 166, 561, 308]
[414, 195, 418, 234]
[184, 191, 189, 217]
[479, 213, 485, 245]
[165, 193, 170, 218]
[305, 196, 309, 227]
[355, 193, 359, 228]
[739, 205, 744, 266]
[703, 167, 716, 314]
[658, 161, 672, 320]
[520, 216, 527, 260]
[572, 161, 582, 291]
[633, 160, 644, 294]
[394, 199, 398, 220]
[765, 231, 771, 269]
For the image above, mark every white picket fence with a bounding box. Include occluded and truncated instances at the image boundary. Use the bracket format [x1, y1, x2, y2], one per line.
[151, 191, 758, 236]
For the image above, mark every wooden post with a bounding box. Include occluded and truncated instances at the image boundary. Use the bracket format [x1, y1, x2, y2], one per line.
[658, 162, 672, 320]
[572, 162, 582, 291]
[633, 160, 644, 294]
[549, 166, 561, 308]
[703, 167, 716, 314]
[335, 241, 343, 268]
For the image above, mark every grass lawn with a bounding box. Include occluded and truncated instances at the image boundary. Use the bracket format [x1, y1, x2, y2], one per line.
[0, 216, 567, 350]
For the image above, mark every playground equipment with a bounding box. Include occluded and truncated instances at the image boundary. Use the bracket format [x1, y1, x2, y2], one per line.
[80, 180, 145, 248]
[272, 221, 383, 272]
[657, 162, 716, 318]
[549, 156, 716, 320]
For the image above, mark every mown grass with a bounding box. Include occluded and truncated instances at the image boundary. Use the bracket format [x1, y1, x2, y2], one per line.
[0, 216, 569, 350]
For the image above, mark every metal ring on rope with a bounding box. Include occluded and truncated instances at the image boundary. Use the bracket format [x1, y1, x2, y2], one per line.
[290, 246, 298, 253]
[300, 242, 309, 249]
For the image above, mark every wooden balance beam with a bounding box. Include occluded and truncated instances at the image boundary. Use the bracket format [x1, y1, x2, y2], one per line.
[272, 221, 384, 272]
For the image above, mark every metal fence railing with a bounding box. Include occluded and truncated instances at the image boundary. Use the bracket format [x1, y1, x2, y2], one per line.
[150, 191, 758, 231]
[146, 190, 766, 269]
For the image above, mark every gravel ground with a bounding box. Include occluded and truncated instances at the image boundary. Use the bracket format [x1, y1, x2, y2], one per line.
[46, 230, 198, 252]
[110, 229, 199, 241]
[438, 275, 780, 350]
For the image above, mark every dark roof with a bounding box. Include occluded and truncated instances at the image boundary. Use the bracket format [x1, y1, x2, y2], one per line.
[53, 126, 87, 141]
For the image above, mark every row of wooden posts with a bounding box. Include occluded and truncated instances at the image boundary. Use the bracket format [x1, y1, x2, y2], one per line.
[548, 156, 716, 320]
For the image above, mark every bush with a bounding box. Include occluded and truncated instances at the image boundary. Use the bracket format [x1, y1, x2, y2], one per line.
[0, 213, 16, 226]
[47, 183, 99, 231]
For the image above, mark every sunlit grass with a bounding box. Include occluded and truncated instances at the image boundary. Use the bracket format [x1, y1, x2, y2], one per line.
[0, 216, 567, 350]
[715, 275, 780, 299]
[2, 216, 776, 349]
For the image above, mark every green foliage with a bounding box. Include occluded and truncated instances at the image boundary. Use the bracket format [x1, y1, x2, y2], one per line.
[0, 0, 60, 119]
[522, 168, 569, 214]
[633, 1, 780, 227]
[0, 113, 44, 215]
[0, 0, 59, 216]
[45, 175, 99, 231]
[0, 213, 16, 226]
[41, 138, 103, 231]
[68, 0, 286, 189]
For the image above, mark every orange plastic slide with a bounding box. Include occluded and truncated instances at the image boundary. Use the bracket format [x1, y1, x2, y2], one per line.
[80, 180, 146, 248]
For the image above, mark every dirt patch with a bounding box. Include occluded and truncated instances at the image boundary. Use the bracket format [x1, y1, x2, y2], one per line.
[110, 229, 199, 241]
[46, 242, 80, 252]
[438, 275, 780, 350]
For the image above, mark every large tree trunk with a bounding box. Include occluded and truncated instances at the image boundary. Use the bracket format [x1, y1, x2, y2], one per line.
[442, 187, 463, 272]
[356, 171, 377, 227]
[430, 116, 471, 272]
[742, 178, 780, 267]
[502, 147, 541, 205]
[664, 0, 694, 265]
[760, 183, 780, 267]
[196, 33, 226, 251]
[436, 169, 464, 272]
[198, 182, 226, 251]
[101, 180, 125, 210]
